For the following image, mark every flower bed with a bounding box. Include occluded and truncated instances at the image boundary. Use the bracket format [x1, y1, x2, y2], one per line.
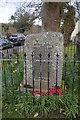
[32, 87, 63, 97]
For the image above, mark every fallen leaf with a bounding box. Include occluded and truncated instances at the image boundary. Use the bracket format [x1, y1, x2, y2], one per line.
[34, 113, 38, 118]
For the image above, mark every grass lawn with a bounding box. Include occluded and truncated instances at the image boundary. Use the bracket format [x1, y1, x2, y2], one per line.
[2, 44, 79, 119]
[64, 43, 76, 60]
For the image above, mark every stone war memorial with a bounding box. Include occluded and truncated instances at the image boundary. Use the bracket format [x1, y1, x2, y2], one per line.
[23, 2, 64, 91]
[24, 32, 64, 90]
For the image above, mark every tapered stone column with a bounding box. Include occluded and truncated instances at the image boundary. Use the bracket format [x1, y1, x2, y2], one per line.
[42, 2, 60, 32]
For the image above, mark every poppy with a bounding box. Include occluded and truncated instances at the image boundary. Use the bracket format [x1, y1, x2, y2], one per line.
[31, 87, 63, 97]
[32, 90, 45, 96]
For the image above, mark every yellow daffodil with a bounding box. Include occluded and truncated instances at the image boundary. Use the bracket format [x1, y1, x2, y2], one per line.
[15, 70, 17, 72]
[13, 70, 17, 73]
[20, 83, 22, 87]
[15, 61, 17, 64]
[13, 70, 15, 73]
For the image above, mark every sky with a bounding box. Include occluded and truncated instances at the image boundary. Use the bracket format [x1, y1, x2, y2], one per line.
[0, 0, 25, 23]
[0, 0, 79, 24]
[0, 0, 41, 24]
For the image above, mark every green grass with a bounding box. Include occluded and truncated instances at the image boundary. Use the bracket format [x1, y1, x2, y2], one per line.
[0, 61, 2, 120]
[2, 45, 79, 119]
[2, 53, 24, 118]
[63, 44, 76, 60]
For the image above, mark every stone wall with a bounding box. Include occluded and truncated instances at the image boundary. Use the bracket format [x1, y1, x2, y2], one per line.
[24, 32, 64, 90]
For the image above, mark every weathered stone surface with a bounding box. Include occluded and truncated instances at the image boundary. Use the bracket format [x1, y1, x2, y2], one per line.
[23, 32, 64, 90]
[42, 3, 60, 32]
